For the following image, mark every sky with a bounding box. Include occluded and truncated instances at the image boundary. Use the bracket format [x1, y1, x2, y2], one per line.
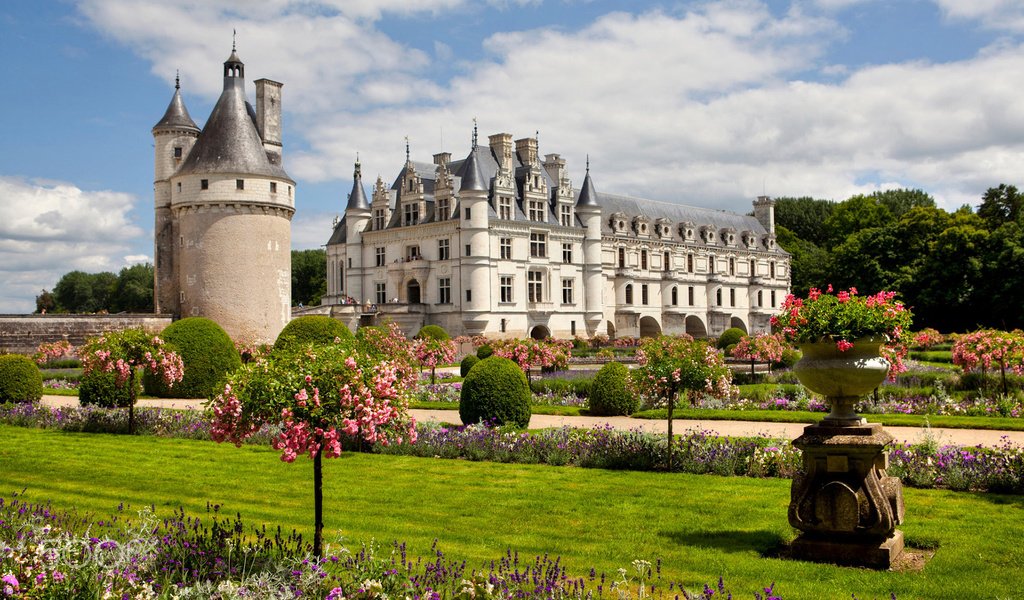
[2, 0, 1023, 314]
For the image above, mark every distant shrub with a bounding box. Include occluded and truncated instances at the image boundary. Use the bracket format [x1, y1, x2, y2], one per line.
[460, 354, 480, 377]
[459, 357, 531, 428]
[588, 362, 636, 416]
[274, 316, 353, 352]
[530, 377, 593, 398]
[476, 344, 494, 359]
[80, 370, 137, 408]
[0, 355, 43, 403]
[145, 317, 241, 399]
[416, 325, 450, 341]
[717, 328, 746, 350]
[776, 348, 802, 370]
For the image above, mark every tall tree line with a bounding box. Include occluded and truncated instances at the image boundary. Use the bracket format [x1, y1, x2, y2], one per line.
[775, 186, 1024, 332]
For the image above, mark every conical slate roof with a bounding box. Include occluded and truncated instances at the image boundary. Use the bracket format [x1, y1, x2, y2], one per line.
[346, 161, 370, 211]
[176, 51, 291, 180]
[576, 170, 599, 207]
[153, 78, 199, 133]
[457, 146, 488, 192]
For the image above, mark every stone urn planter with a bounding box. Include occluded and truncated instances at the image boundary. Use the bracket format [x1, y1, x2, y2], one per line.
[788, 338, 905, 568]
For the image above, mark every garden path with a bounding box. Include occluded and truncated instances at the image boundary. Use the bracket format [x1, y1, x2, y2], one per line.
[41, 395, 1024, 448]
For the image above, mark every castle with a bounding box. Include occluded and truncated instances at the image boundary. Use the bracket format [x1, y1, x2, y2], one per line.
[322, 131, 790, 339]
[152, 46, 294, 343]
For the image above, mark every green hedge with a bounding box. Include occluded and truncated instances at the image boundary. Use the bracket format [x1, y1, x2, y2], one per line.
[717, 328, 745, 350]
[79, 370, 137, 408]
[460, 354, 480, 377]
[588, 362, 636, 416]
[459, 357, 531, 428]
[0, 355, 43, 403]
[145, 317, 241, 399]
[416, 325, 450, 341]
[274, 316, 353, 352]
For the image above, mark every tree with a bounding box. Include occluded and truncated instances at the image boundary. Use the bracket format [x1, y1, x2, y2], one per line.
[868, 188, 935, 218]
[490, 338, 572, 382]
[823, 195, 893, 248]
[952, 330, 1024, 395]
[978, 184, 1024, 230]
[80, 329, 184, 434]
[731, 333, 787, 379]
[776, 226, 831, 297]
[413, 336, 457, 384]
[209, 340, 417, 557]
[110, 264, 154, 313]
[53, 270, 100, 312]
[629, 335, 733, 471]
[292, 249, 327, 307]
[912, 224, 989, 332]
[774, 197, 836, 247]
[34, 289, 55, 314]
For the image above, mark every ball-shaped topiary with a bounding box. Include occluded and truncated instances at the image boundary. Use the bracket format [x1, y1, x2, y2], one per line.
[416, 324, 450, 341]
[274, 316, 353, 352]
[476, 344, 494, 359]
[145, 317, 241, 399]
[460, 354, 480, 377]
[0, 354, 43, 403]
[588, 361, 637, 416]
[717, 327, 746, 350]
[80, 370, 137, 407]
[459, 356, 531, 428]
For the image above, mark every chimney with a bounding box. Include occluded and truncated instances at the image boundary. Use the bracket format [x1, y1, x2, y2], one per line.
[516, 136, 538, 166]
[433, 152, 451, 166]
[255, 79, 283, 159]
[543, 153, 566, 184]
[488, 133, 513, 172]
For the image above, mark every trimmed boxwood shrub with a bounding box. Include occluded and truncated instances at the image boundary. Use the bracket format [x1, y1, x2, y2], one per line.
[80, 370, 137, 407]
[530, 377, 593, 398]
[588, 361, 636, 416]
[416, 325, 450, 341]
[460, 354, 480, 377]
[717, 327, 746, 350]
[274, 316, 353, 352]
[476, 344, 494, 359]
[459, 356, 531, 428]
[145, 317, 241, 399]
[0, 355, 43, 403]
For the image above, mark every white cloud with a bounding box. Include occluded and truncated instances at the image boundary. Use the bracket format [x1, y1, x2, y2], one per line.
[0, 177, 146, 313]
[933, 0, 1024, 32]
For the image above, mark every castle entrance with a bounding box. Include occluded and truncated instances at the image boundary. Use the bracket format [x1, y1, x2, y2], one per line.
[407, 280, 421, 304]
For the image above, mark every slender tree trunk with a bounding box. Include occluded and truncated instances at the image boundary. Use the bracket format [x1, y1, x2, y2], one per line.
[666, 394, 675, 472]
[750, 359, 755, 380]
[128, 370, 136, 435]
[1001, 363, 1008, 396]
[313, 445, 323, 558]
[431, 365, 436, 385]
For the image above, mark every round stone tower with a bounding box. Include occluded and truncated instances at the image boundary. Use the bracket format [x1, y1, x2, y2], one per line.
[155, 45, 295, 344]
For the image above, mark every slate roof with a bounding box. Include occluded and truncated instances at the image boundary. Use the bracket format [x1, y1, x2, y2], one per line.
[153, 80, 199, 133]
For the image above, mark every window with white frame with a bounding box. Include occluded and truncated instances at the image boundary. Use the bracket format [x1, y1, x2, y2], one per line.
[641, 250, 648, 270]
[528, 200, 545, 222]
[403, 203, 418, 226]
[618, 247, 626, 268]
[499, 196, 512, 220]
[687, 253, 694, 272]
[500, 237, 512, 260]
[641, 284, 649, 305]
[530, 232, 547, 258]
[438, 278, 451, 304]
[406, 245, 419, 261]
[625, 284, 633, 304]
[438, 238, 450, 260]
[671, 286, 678, 306]
[500, 276, 513, 303]
[373, 209, 386, 230]
[730, 288, 735, 306]
[437, 197, 449, 221]
[527, 271, 543, 302]
[664, 251, 671, 272]
[560, 205, 572, 226]
[375, 246, 385, 267]
[562, 243, 572, 264]
[561, 278, 574, 304]
[375, 282, 386, 304]
[688, 286, 694, 305]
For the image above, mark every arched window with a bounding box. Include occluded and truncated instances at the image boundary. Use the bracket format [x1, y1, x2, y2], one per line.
[625, 284, 633, 304]
[671, 286, 678, 306]
[716, 288, 722, 306]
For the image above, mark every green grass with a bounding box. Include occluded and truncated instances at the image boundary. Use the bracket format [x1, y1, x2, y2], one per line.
[632, 408, 1024, 431]
[1, 425, 1022, 599]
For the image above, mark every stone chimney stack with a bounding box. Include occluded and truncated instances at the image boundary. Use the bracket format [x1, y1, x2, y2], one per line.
[255, 79, 283, 160]
[543, 153, 566, 184]
[433, 151, 451, 166]
[516, 136, 538, 166]
[488, 133, 513, 172]
[753, 195, 776, 234]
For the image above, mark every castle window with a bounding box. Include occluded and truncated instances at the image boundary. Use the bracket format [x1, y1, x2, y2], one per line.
[236, 179, 244, 190]
[688, 286, 694, 306]
[625, 284, 633, 304]
[770, 261, 776, 278]
[500, 276, 513, 303]
[730, 288, 735, 307]
[499, 197, 512, 220]
[641, 250, 648, 270]
[173, 147, 182, 158]
[373, 209, 386, 230]
[270, 182, 277, 193]
[687, 254, 694, 272]
[527, 271, 544, 302]
[466, 289, 472, 302]
[438, 278, 451, 304]
[571, 320, 576, 336]
[528, 200, 545, 222]
[671, 286, 678, 306]
[375, 247, 385, 267]
[465, 207, 471, 220]
[562, 278, 574, 304]
[438, 239, 450, 260]
[750, 259, 756, 276]
[716, 288, 722, 306]
[176, 182, 181, 193]
[530, 232, 547, 258]
[641, 284, 649, 305]
[664, 251, 671, 271]
[403, 203, 419, 226]
[406, 245, 420, 261]
[771, 290, 777, 307]
[465, 244, 471, 256]
[708, 257, 715, 273]
[437, 197, 449, 220]
[201, 179, 208, 190]
[500, 318, 507, 333]
[729, 258, 735, 276]
[758, 290, 763, 307]
[560, 205, 572, 226]
[618, 248, 625, 268]
[289, 186, 292, 197]
[562, 243, 572, 264]
[375, 283, 386, 304]
[500, 237, 512, 260]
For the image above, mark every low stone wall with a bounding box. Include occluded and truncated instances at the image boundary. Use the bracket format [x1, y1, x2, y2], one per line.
[0, 314, 174, 355]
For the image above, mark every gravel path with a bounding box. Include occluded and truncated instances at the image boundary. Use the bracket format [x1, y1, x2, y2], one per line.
[40, 395, 1024, 448]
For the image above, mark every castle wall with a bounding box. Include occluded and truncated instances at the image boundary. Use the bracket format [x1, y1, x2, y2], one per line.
[0, 314, 173, 355]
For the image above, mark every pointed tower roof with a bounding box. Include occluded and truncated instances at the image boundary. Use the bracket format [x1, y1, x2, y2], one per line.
[458, 146, 489, 192]
[153, 73, 200, 132]
[176, 46, 291, 180]
[576, 157, 599, 207]
[346, 159, 370, 211]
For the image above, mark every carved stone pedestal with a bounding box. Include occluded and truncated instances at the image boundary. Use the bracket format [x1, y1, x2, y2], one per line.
[788, 422, 905, 569]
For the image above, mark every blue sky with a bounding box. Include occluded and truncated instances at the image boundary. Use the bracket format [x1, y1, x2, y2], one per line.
[2, 0, 1023, 313]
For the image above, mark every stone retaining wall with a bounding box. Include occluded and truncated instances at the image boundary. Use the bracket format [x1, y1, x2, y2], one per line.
[0, 314, 174, 355]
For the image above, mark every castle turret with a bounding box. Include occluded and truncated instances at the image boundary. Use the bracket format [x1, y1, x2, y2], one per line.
[754, 195, 776, 234]
[152, 73, 200, 315]
[457, 141, 492, 334]
[344, 160, 371, 303]
[161, 44, 295, 343]
[575, 159, 604, 334]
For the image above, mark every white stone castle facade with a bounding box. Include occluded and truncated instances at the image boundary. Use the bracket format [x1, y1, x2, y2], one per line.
[152, 47, 294, 343]
[323, 132, 790, 339]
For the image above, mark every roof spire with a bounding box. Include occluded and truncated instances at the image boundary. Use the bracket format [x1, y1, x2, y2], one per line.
[586, 154, 590, 174]
[175, 69, 180, 90]
[472, 117, 478, 149]
[232, 29, 237, 52]
[405, 136, 410, 163]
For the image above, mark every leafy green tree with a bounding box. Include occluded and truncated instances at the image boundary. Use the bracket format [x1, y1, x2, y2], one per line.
[912, 223, 989, 331]
[776, 226, 830, 296]
[34, 289, 56, 314]
[110, 264, 154, 313]
[291, 249, 326, 307]
[53, 270, 115, 313]
[868, 188, 935, 218]
[978, 184, 1024, 230]
[824, 195, 893, 248]
[774, 197, 835, 247]
[976, 221, 1024, 330]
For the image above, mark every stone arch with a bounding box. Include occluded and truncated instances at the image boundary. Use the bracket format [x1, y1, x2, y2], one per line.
[685, 315, 708, 338]
[530, 325, 551, 340]
[407, 279, 421, 304]
[605, 320, 616, 339]
[730, 316, 747, 333]
[639, 316, 662, 338]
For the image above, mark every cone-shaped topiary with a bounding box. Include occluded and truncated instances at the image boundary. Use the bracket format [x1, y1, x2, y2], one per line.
[588, 361, 637, 416]
[459, 356, 531, 428]
[274, 316, 353, 352]
[0, 354, 43, 403]
[415, 324, 450, 341]
[460, 354, 480, 377]
[717, 327, 746, 350]
[145, 317, 241, 399]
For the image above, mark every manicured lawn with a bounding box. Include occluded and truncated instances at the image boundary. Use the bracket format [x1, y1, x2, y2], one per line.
[1, 425, 1022, 599]
[632, 408, 1024, 431]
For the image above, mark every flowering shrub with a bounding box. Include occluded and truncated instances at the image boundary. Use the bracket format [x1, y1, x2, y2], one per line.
[209, 340, 417, 555]
[490, 338, 572, 381]
[952, 329, 1024, 395]
[33, 340, 75, 365]
[413, 336, 458, 384]
[772, 286, 912, 352]
[356, 322, 418, 385]
[913, 328, 945, 349]
[80, 328, 183, 434]
[731, 333, 787, 365]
